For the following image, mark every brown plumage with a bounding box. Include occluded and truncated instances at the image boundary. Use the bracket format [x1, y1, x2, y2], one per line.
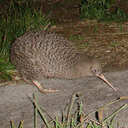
[11, 30, 116, 92]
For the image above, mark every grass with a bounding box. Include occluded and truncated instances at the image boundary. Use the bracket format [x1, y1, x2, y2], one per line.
[69, 34, 83, 41]
[10, 94, 128, 128]
[69, 34, 90, 48]
[80, 0, 128, 22]
[109, 41, 120, 47]
[116, 24, 124, 32]
[93, 26, 99, 34]
[76, 42, 90, 49]
[0, 0, 50, 80]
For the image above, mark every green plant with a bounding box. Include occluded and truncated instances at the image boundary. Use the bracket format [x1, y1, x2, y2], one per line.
[109, 41, 120, 47]
[0, 0, 50, 80]
[10, 120, 24, 128]
[80, 0, 112, 20]
[111, 7, 128, 22]
[77, 42, 90, 48]
[116, 24, 124, 32]
[26, 94, 128, 128]
[10, 94, 128, 128]
[80, 0, 128, 22]
[69, 34, 83, 41]
[94, 26, 99, 33]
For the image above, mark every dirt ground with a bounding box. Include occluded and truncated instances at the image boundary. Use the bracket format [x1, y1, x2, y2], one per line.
[41, 0, 128, 72]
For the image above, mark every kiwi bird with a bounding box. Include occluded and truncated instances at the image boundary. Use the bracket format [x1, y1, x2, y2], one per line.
[11, 30, 117, 93]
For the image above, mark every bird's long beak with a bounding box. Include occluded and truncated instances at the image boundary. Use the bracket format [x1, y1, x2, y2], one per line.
[97, 74, 117, 91]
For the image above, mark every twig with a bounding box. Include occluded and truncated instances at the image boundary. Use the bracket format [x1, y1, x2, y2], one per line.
[90, 32, 128, 36]
[43, 22, 51, 31]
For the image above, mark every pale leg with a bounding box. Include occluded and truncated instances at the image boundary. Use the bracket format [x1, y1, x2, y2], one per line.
[32, 80, 59, 93]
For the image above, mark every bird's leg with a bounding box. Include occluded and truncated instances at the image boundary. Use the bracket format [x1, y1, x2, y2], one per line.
[32, 80, 59, 93]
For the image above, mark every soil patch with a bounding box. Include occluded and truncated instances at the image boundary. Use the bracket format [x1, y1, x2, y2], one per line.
[41, 0, 128, 72]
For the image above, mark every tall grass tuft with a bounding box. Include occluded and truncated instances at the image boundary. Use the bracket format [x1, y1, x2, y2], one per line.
[0, 0, 50, 80]
[27, 93, 128, 128]
[80, 0, 128, 22]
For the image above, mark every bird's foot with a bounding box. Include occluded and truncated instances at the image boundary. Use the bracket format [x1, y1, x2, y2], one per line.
[40, 88, 59, 93]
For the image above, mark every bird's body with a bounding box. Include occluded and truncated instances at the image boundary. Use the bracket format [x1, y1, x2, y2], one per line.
[11, 30, 116, 92]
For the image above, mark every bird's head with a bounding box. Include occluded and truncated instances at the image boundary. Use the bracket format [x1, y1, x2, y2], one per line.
[89, 59, 117, 91]
[77, 54, 117, 91]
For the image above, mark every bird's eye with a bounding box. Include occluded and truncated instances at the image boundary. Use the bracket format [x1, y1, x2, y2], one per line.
[93, 69, 97, 72]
